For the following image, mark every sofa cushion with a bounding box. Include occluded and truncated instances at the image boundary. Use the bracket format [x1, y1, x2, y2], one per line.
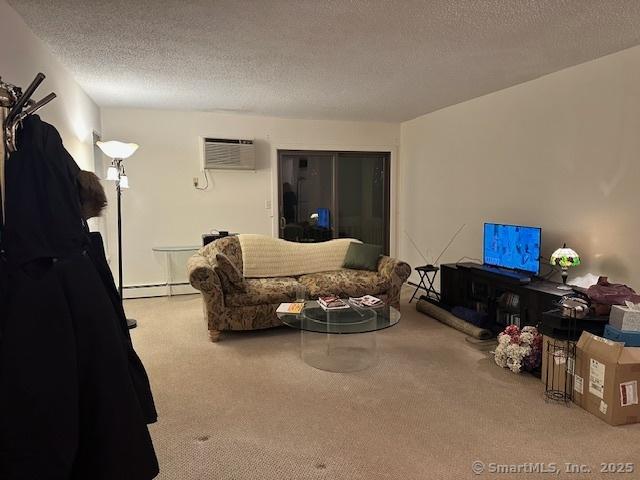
[342, 242, 383, 271]
[225, 277, 299, 307]
[298, 269, 391, 298]
[215, 253, 246, 293]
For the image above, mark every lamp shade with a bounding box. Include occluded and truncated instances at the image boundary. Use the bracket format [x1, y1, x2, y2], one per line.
[550, 243, 581, 268]
[119, 175, 129, 189]
[106, 165, 119, 181]
[97, 140, 139, 159]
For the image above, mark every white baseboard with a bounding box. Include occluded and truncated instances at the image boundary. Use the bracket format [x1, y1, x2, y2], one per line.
[123, 283, 198, 299]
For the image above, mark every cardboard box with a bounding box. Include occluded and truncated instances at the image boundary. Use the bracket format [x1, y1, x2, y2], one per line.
[541, 335, 573, 394]
[573, 332, 640, 426]
[609, 305, 640, 332]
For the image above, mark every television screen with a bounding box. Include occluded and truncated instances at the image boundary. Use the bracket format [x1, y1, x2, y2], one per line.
[483, 223, 541, 275]
[317, 208, 330, 229]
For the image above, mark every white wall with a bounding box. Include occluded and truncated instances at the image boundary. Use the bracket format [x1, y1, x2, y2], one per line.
[101, 108, 399, 296]
[0, 0, 100, 171]
[399, 45, 640, 289]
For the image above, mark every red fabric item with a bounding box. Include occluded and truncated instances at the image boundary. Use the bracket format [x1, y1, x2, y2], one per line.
[587, 277, 640, 306]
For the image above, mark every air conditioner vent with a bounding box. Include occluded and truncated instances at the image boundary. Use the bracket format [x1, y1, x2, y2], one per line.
[202, 137, 255, 170]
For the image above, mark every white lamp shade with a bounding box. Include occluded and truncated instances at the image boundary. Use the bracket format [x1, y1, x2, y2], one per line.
[119, 175, 129, 189]
[550, 243, 581, 268]
[97, 140, 139, 159]
[106, 166, 120, 181]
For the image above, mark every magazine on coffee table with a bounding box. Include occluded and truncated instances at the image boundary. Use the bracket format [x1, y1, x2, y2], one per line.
[348, 295, 384, 308]
[318, 295, 350, 311]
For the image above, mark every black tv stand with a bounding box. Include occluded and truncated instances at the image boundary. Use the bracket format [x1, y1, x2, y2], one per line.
[441, 263, 567, 329]
[456, 262, 531, 285]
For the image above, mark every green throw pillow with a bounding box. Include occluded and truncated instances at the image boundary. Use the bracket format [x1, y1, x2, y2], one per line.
[343, 242, 383, 271]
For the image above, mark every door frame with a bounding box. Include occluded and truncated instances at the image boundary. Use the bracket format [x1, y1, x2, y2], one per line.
[271, 144, 398, 256]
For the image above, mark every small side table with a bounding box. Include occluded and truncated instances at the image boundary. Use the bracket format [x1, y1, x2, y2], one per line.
[409, 265, 440, 303]
[152, 245, 201, 296]
[541, 309, 608, 404]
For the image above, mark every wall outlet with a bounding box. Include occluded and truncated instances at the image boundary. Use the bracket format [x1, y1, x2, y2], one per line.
[265, 199, 271, 209]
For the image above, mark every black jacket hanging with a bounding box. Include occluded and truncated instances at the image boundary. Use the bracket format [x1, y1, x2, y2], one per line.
[0, 115, 158, 480]
[87, 230, 158, 424]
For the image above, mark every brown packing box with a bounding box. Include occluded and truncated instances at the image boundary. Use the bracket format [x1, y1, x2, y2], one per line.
[541, 335, 572, 393]
[573, 332, 640, 426]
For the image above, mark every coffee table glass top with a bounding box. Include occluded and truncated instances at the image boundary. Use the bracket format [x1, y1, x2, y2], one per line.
[278, 301, 400, 334]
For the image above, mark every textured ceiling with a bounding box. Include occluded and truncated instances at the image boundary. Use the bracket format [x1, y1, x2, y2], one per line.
[8, 0, 640, 122]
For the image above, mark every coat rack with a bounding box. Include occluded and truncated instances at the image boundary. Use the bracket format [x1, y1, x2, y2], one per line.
[1, 73, 56, 223]
[1, 73, 57, 152]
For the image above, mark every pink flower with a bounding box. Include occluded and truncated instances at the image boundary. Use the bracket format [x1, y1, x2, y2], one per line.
[494, 325, 542, 373]
[505, 325, 520, 336]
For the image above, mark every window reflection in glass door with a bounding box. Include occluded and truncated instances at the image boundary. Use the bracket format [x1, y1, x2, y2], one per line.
[279, 152, 334, 243]
[277, 150, 390, 254]
[336, 152, 388, 252]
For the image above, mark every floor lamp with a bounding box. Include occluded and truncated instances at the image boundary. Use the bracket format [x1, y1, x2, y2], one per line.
[97, 140, 139, 329]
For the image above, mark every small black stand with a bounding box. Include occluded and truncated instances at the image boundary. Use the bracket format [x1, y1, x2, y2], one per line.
[543, 337, 576, 404]
[543, 310, 577, 405]
[410, 265, 440, 303]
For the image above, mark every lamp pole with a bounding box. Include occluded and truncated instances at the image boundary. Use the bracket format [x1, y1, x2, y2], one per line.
[115, 158, 136, 329]
[115, 158, 124, 300]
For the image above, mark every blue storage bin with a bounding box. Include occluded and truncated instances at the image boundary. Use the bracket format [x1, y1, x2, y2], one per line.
[603, 324, 640, 347]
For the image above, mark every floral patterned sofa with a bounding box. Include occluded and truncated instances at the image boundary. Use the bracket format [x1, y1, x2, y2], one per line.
[187, 236, 411, 342]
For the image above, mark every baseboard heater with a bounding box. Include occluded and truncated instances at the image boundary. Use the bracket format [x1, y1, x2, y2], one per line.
[123, 282, 191, 290]
[122, 282, 197, 299]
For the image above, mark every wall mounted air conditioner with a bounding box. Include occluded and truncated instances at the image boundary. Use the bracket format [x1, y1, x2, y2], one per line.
[201, 137, 255, 170]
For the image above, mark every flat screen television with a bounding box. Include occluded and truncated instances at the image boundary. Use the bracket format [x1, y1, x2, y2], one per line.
[483, 223, 541, 275]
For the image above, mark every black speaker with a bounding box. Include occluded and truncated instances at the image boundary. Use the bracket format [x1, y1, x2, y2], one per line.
[202, 231, 230, 246]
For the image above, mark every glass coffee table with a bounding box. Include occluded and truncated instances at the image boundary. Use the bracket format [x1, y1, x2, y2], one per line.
[278, 301, 401, 372]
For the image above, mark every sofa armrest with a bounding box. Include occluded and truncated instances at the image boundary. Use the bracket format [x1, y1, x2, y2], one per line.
[188, 253, 219, 292]
[378, 256, 411, 308]
[188, 252, 227, 336]
[187, 252, 226, 308]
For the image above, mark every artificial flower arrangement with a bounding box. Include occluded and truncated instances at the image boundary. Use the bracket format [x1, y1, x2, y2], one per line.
[493, 325, 543, 373]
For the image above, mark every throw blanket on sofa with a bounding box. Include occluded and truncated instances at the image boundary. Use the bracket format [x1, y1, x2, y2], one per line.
[238, 234, 359, 278]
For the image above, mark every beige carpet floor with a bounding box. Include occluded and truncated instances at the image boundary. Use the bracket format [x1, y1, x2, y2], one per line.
[126, 288, 640, 480]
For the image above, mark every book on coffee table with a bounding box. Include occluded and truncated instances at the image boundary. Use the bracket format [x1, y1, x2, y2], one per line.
[277, 302, 305, 314]
[348, 295, 384, 308]
[318, 296, 350, 311]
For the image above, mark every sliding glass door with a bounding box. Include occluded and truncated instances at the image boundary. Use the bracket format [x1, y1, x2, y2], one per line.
[277, 150, 390, 254]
